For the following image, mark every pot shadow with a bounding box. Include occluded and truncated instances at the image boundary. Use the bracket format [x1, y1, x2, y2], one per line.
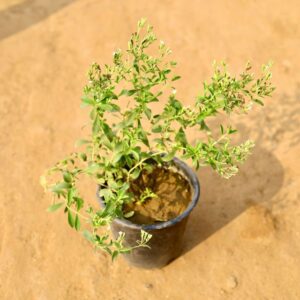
[182, 143, 284, 255]
[0, 0, 75, 41]
[180, 85, 300, 255]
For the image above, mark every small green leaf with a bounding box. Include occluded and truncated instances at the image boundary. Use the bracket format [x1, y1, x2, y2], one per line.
[74, 197, 84, 211]
[75, 139, 91, 147]
[152, 124, 162, 133]
[85, 163, 101, 174]
[131, 168, 140, 180]
[162, 150, 176, 162]
[68, 210, 74, 228]
[199, 120, 209, 131]
[99, 103, 120, 112]
[67, 189, 74, 205]
[82, 230, 94, 242]
[47, 202, 64, 212]
[119, 89, 136, 97]
[112, 152, 123, 164]
[112, 251, 119, 261]
[129, 149, 140, 161]
[99, 189, 113, 200]
[51, 182, 72, 193]
[92, 117, 101, 135]
[228, 127, 238, 134]
[124, 211, 135, 218]
[171, 75, 181, 81]
[81, 96, 94, 106]
[175, 127, 187, 146]
[220, 125, 224, 134]
[79, 153, 87, 161]
[102, 123, 114, 141]
[162, 69, 171, 75]
[63, 172, 72, 183]
[75, 214, 81, 231]
[100, 135, 113, 150]
[253, 99, 264, 106]
[139, 130, 150, 147]
[144, 107, 152, 120]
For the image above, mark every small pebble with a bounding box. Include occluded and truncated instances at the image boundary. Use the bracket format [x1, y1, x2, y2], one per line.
[145, 283, 154, 289]
[227, 275, 238, 289]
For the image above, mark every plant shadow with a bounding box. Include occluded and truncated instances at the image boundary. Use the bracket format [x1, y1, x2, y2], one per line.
[181, 85, 300, 255]
[182, 142, 284, 255]
[0, 0, 75, 41]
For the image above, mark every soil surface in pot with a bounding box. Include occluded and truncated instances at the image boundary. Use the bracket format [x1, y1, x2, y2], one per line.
[123, 166, 192, 225]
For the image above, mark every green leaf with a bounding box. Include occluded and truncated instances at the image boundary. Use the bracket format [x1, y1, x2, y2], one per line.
[139, 130, 150, 147]
[75, 214, 81, 231]
[112, 152, 123, 164]
[79, 153, 87, 161]
[228, 127, 238, 134]
[63, 172, 72, 183]
[199, 120, 209, 131]
[100, 135, 113, 150]
[68, 210, 74, 228]
[82, 230, 94, 242]
[99, 189, 113, 200]
[171, 75, 181, 81]
[253, 98, 264, 106]
[75, 139, 91, 147]
[124, 211, 135, 218]
[162, 150, 176, 162]
[110, 103, 121, 112]
[152, 124, 162, 133]
[74, 197, 84, 211]
[92, 117, 101, 135]
[112, 251, 119, 261]
[131, 168, 140, 180]
[99, 103, 120, 112]
[102, 123, 114, 141]
[119, 89, 136, 97]
[85, 163, 100, 174]
[119, 248, 131, 254]
[81, 96, 95, 106]
[67, 189, 74, 205]
[128, 149, 140, 161]
[220, 125, 224, 134]
[119, 89, 128, 97]
[51, 182, 72, 193]
[175, 127, 187, 146]
[144, 107, 152, 120]
[47, 202, 64, 212]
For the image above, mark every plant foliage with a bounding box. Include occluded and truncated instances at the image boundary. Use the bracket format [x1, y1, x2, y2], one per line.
[41, 19, 275, 259]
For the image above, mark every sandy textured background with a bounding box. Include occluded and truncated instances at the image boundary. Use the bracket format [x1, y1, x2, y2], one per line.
[0, 0, 300, 299]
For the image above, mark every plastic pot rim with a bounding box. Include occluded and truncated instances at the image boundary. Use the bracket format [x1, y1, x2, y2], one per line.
[96, 156, 200, 231]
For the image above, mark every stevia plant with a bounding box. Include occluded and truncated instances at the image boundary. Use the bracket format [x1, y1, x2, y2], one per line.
[41, 19, 275, 260]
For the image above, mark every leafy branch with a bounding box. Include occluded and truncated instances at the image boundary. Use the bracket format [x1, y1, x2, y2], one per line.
[41, 18, 275, 259]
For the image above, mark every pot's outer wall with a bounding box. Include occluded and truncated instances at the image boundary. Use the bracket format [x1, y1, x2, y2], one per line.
[97, 157, 200, 268]
[111, 217, 189, 268]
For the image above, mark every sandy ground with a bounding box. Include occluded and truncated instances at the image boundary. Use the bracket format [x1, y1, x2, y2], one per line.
[0, 0, 300, 299]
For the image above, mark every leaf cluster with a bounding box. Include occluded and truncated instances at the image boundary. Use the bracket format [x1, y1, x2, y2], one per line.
[41, 19, 275, 259]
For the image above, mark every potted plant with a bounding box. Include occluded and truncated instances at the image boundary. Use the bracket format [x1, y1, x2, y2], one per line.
[41, 19, 274, 268]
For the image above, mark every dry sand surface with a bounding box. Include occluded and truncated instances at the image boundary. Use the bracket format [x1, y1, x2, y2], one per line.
[0, 0, 300, 299]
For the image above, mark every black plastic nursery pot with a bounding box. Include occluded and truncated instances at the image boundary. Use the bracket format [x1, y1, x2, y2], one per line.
[97, 157, 200, 269]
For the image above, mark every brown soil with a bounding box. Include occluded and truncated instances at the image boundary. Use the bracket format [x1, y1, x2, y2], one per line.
[124, 166, 192, 224]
